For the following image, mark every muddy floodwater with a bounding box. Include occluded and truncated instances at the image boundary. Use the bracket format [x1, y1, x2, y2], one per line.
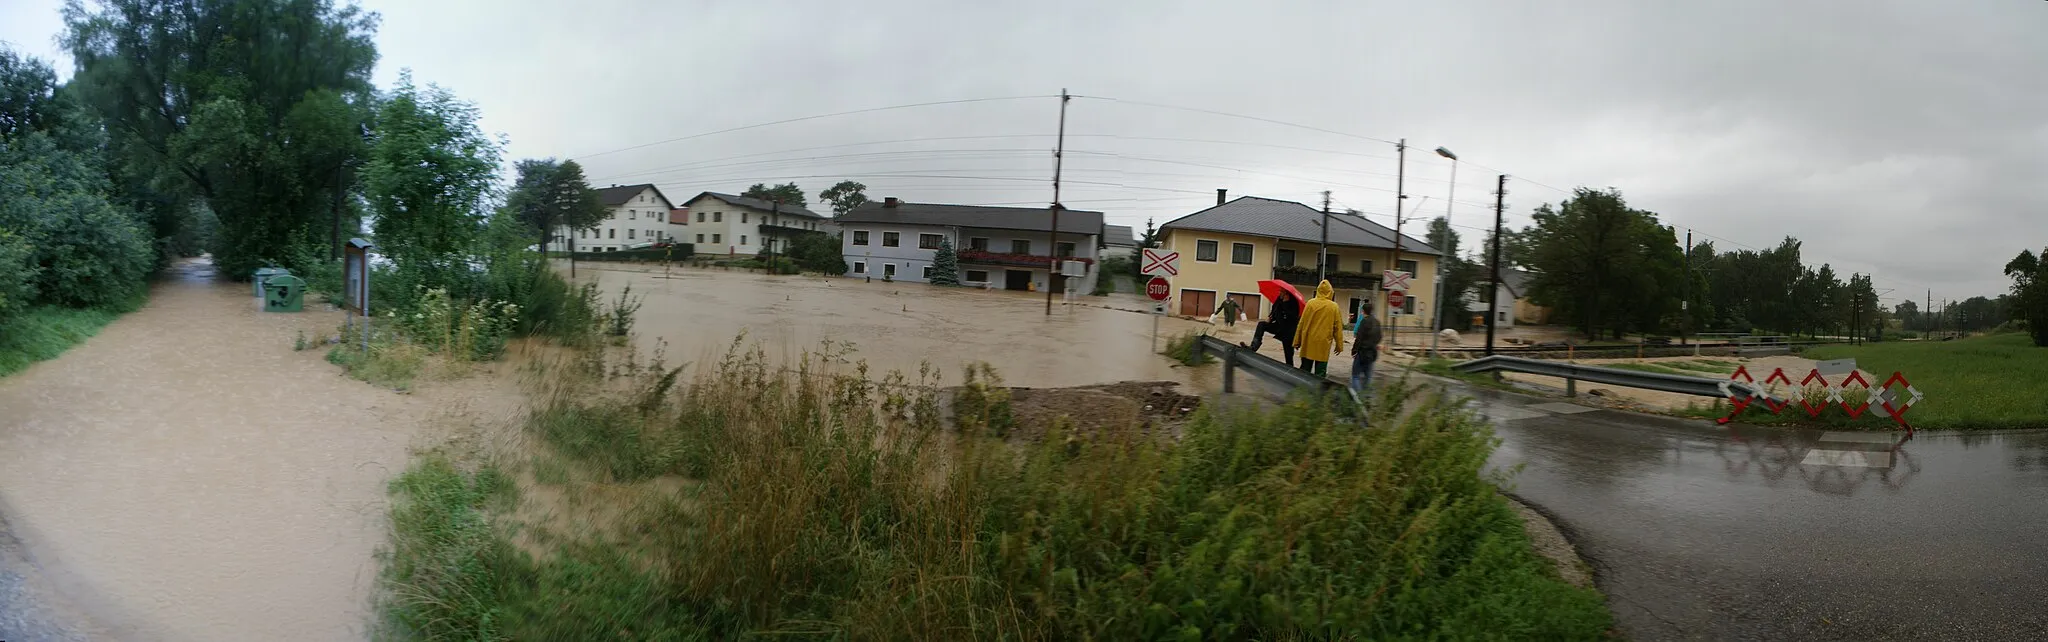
[574, 262, 1221, 389]
[0, 258, 467, 641]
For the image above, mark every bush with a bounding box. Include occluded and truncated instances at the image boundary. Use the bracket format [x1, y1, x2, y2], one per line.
[787, 232, 847, 274]
[603, 283, 642, 338]
[0, 228, 34, 321]
[381, 341, 1611, 639]
[1162, 329, 1214, 365]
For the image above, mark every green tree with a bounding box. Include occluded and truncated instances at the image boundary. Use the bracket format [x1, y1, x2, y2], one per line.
[506, 158, 605, 253]
[742, 182, 806, 209]
[362, 72, 502, 266]
[930, 238, 960, 285]
[818, 180, 868, 217]
[1424, 217, 1481, 330]
[1138, 216, 1160, 250]
[2002, 247, 2046, 346]
[1521, 188, 1684, 339]
[787, 232, 845, 274]
[62, 0, 378, 276]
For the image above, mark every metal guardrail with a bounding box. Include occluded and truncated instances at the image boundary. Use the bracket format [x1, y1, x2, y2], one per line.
[1451, 355, 1786, 404]
[1192, 336, 1360, 408]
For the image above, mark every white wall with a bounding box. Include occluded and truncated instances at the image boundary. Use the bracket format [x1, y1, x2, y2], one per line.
[677, 195, 828, 257]
[552, 187, 673, 252]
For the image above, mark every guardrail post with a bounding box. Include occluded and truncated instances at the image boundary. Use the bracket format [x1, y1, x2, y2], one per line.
[1222, 353, 1238, 393]
[1566, 377, 1577, 397]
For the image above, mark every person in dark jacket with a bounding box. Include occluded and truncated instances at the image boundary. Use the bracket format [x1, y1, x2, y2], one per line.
[1243, 290, 1300, 366]
[1350, 298, 1383, 392]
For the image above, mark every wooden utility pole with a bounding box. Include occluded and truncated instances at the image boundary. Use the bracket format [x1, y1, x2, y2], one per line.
[1389, 139, 1407, 348]
[1046, 89, 1070, 316]
[1683, 228, 1692, 346]
[1318, 190, 1331, 282]
[1485, 174, 1507, 356]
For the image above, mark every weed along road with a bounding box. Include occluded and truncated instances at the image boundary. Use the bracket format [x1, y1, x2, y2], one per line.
[0, 258, 466, 641]
[572, 263, 1221, 389]
[1458, 382, 2048, 640]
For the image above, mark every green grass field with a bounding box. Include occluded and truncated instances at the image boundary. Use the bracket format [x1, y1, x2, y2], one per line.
[1802, 333, 2048, 430]
[0, 298, 145, 377]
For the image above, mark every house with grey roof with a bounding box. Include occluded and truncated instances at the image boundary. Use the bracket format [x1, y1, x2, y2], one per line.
[1156, 194, 1443, 329]
[675, 191, 832, 258]
[836, 198, 1104, 293]
[1466, 268, 1550, 328]
[1102, 224, 1140, 259]
[550, 183, 679, 253]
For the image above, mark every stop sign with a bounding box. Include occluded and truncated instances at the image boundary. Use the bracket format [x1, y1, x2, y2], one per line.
[1387, 290, 1406, 308]
[1147, 276, 1171, 301]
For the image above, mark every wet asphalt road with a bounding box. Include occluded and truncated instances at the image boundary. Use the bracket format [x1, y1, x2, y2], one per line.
[1456, 383, 2048, 640]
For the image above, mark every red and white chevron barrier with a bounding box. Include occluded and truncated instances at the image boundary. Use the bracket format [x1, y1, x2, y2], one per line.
[1717, 365, 1924, 433]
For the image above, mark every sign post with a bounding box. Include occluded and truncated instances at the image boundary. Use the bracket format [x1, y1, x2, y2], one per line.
[1148, 275, 1171, 352]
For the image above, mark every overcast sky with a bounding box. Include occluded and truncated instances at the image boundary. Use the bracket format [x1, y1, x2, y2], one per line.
[4, 0, 2042, 303]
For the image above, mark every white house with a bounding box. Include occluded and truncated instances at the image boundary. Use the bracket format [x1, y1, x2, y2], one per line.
[550, 183, 677, 252]
[1102, 224, 1139, 259]
[836, 198, 1103, 294]
[675, 192, 831, 258]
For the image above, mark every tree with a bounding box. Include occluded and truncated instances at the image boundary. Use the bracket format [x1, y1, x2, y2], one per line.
[1521, 188, 1684, 339]
[742, 182, 806, 209]
[506, 158, 605, 253]
[930, 238, 961, 285]
[1425, 217, 1481, 330]
[1138, 217, 1160, 249]
[787, 232, 845, 274]
[818, 180, 868, 217]
[2003, 247, 2047, 346]
[63, 0, 379, 277]
[362, 73, 501, 267]
[1894, 300, 1920, 331]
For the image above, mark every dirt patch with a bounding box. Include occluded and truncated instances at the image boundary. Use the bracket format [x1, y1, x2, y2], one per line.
[1004, 380, 1201, 440]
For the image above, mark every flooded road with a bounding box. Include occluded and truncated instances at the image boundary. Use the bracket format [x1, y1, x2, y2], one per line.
[1459, 382, 2048, 640]
[575, 263, 1220, 389]
[0, 258, 446, 641]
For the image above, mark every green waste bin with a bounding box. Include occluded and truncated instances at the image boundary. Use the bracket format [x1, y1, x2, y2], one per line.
[253, 267, 290, 298]
[263, 274, 305, 312]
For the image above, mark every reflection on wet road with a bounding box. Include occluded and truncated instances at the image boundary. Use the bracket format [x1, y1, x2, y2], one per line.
[1462, 383, 2048, 640]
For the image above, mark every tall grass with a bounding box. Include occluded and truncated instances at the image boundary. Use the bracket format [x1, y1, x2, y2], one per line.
[379, 339, 1611, 640]
[0, 297, 144, 377]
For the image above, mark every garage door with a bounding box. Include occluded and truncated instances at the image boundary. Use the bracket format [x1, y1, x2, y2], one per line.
[1179, 289, 1216, 317]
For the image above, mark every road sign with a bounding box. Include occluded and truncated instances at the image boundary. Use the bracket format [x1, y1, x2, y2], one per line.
[1387, 290, 1406, 309]
[1142, 248, 1180, 277]
[1382, 270, 1412, 292]
[1147, 276, 1171, 301]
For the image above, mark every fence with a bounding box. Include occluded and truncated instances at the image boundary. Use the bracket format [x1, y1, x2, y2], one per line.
[1451, 355, 1785, 404]
[1190, 335, 1361, 411]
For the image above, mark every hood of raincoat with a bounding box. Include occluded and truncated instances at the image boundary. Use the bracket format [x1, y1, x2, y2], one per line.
[1315, 280, 1334, 300]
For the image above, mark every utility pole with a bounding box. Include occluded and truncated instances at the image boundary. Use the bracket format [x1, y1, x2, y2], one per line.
[1389, 138, 1407, 349]
[1429, 149, 1457, 358]
[1046, 89, 1070, 316]
[1682, 228, 1692, 346]
[1485, 175, 1506, 355]
[1318, 190, 1331, 282]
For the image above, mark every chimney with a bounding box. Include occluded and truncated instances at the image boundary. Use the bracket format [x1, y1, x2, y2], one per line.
[1216, 189, 1228, 205]
[884, 197, 900, 208]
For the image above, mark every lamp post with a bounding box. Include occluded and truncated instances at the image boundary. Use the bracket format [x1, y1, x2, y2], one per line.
[1428, 147, 1457, 357]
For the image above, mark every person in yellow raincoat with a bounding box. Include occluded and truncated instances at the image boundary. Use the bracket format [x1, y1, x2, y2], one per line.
[1292, 280, 1345, 377]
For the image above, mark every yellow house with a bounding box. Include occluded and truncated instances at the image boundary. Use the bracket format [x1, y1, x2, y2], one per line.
[1157, 195, 1441, 331]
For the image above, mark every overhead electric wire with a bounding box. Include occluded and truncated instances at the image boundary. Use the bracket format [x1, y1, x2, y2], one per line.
[567, 94, 1058, 160]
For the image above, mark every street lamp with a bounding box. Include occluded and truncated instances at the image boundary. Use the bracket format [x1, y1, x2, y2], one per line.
[1429, 147, 1457, 357]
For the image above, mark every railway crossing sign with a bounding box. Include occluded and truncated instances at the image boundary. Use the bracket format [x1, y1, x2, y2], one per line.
[1142, 248, 1180, 277]
[1382, 269, 1412, 292]
[1147, 276, 1172, 301]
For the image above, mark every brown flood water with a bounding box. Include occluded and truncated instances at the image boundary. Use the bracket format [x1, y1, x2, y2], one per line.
[572, 262, 1221, 389]
[0, 257, 470, 641]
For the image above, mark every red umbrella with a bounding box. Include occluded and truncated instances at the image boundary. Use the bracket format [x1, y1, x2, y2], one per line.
[1256, 280, 1307, 312]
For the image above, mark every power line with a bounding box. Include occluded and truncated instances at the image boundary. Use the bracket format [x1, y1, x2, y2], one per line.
[567, 94, 1057, 160]
[1080, 96, 1401, 146]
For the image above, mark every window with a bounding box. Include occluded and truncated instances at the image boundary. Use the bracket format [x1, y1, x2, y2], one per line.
[1231, 242, 1253, 265]
[697, 212, 705, 223]
[922, 265, 934, 279]
[1397, 259, 1419, 276]
[627, 229, 636, 239]
[712, 234, 721, 243]
[1499, 311, 1508, 323]
[629, 210, 637, 220]
[653, 212, 663, 223]
[697, 234, 705, 243]
[1359, 259, 1374, 275]
[1322, 252, 1339, 270]
[852, 231, 870, 246]
[919, 233, 943, 249]
[883, 264, 897, 278]
[608, 229, 616, 239]
[1011, 239, 1031, 254]
[853, 261, 867, 274]
[1057, 242, 1076, 258]
[1195, 240, 1218, 262]
[969, 237, 990, 251]
[714, 212, 723, 222]
[741, 235, 748, 245]
[966, 270, 989, 282]
[883, 232, 900, 247]
[1277, 249, 1295, 267]
[742, 212, 749, 224]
